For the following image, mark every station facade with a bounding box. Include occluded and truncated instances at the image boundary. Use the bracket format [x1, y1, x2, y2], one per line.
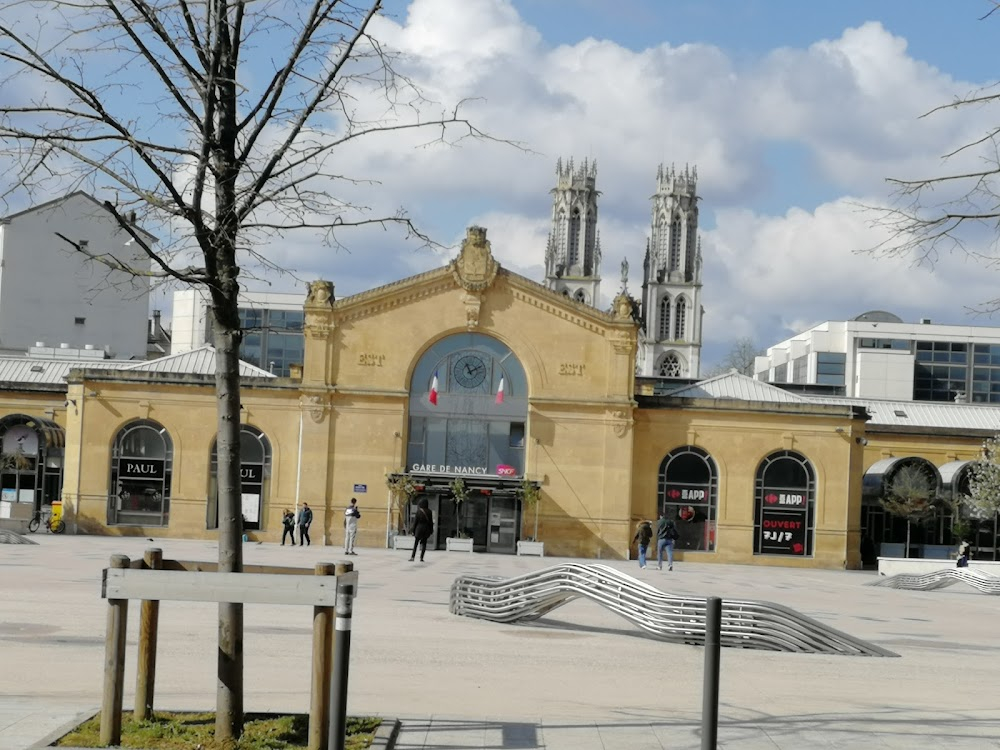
[0, 228, 991, 568]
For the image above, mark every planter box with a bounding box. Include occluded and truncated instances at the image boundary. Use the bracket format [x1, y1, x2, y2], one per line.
[516, 540, 545, 557]
[392, 534, 415, 551]
[446, 536, 474, 552]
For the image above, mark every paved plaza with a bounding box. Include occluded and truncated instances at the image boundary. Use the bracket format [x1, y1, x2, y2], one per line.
[1, 534, 999, 749]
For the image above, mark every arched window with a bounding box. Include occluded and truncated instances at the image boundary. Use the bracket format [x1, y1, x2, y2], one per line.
[669, 216, 682, 270]
[573, 289, 587, 304]
[109, 420, 173, 526]
[754, 450, 816, 557]
[556, 209, 567, 261]
[674, 297, 687, 340]
[658, 446, 718, 551]
[208, 425, 272, 530]
[0, 414, 64, 514]
[657, 353, 682, 377]
[658, 295, 671, 340]
[568, 208, 581, 266]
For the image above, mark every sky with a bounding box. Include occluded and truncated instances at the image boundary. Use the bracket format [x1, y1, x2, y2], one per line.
[6, 0, 1000, 370]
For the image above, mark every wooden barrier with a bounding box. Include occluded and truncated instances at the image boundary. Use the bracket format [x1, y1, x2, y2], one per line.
[100, 551, 357, 750]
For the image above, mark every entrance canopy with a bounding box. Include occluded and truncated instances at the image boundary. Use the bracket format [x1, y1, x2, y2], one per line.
[395, 471, 537, 498]
[862, 457, 941, 501]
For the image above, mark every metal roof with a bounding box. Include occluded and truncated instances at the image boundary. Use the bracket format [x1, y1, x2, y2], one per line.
[662, 371, 809, 403]
[0, 345, 273, 385]
[121, 345, 275, 378]
[809, 395, 1000, 431]
[0, 357, 129, 385]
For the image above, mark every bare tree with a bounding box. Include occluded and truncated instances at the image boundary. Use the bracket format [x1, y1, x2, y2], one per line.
[703, 336, 763, 377]
[880, 464, 938, 558]
[867, 4, 1000, 302]
[0, 0, 507, 739]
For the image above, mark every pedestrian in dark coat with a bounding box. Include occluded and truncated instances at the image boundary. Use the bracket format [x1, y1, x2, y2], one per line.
[409, 498, 434, 562]
[281, 509, 296, 546]
[298, 503, 313, 546]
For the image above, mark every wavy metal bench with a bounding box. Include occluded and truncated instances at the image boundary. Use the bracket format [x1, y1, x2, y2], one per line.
[450, 563, 895, 657]
[867, 567, 1000, 594]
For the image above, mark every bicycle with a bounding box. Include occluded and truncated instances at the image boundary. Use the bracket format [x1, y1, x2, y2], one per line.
[27, 508, 66, 534]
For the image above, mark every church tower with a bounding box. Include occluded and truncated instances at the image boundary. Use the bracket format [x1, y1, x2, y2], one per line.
[544, 158, 602, 306]
[637, 164, 704, 378]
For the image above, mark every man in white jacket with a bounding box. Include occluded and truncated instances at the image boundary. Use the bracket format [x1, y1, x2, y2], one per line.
[344, 497, 361, 555]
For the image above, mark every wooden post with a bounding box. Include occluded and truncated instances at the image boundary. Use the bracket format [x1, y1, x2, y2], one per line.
[134, 548, 163, 721]
[308, 562, 338, 750]
[100, 554, 130, 746]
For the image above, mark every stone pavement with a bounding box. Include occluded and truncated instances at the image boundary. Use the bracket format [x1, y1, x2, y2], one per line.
[2, 535, 1000, 749]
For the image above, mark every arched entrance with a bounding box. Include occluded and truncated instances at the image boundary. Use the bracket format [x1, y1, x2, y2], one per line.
[753, 451, 816, 557]
[658, 446, 718, 552]
[0, 414, 65, 518]
[861, 457, 943, 558]
[405, 332, 529, 552]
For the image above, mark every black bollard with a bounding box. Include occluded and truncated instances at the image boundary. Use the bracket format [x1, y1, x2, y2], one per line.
[327, 574, 356, 750]
[701, 596, 721, 750]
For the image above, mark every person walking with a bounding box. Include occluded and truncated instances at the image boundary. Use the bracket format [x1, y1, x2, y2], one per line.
[409, 497, 434, 562]
[298, 502, 313, 547]
[632, 519, 653, 569]
[344, 497, 361, 555]
[281, 508, 296, 546]
[656, 509, 679, 571]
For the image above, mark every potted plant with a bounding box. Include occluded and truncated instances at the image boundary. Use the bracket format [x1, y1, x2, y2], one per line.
[386, 471, 417, 550]
[516, 478, 544, 556]
[446, 477, 473, 551]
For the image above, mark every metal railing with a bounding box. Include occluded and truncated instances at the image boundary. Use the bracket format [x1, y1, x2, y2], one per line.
[450, 562, 896, 657]
[867, 567, 1000, 594]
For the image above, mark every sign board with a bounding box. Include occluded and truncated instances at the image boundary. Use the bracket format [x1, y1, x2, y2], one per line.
[102, 567, 359, 606]
[496, 465, 517, 477]
[119, 459, 165, 480]
[758, 509, 807, 555]
[353, 484, 367, 493]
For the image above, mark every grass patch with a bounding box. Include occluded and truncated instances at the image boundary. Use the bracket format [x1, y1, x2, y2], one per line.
[54, 711, 380, 749]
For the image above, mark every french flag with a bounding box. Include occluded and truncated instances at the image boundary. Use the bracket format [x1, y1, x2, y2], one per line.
[495, 375, 505, 405]
[429, 371, 439, 405]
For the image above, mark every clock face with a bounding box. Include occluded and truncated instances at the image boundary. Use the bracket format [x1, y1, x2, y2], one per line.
[453, 354, 488, 389]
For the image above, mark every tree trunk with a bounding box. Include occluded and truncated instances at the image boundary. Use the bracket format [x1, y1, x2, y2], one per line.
[905, 520, 911, 558]
[533, 502, 539, 541]
[213, 316, 244, 739]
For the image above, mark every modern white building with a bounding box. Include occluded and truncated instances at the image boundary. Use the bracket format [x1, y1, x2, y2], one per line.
[0, 192, 154, 359]
[755, 310, 1000, 403]
[171, 288, 308, 376]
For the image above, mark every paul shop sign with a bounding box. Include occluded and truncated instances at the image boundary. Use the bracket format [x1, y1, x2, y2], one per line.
[119, 459, 165, 480]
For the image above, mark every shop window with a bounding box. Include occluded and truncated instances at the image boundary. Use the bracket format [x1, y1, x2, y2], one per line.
[207, 425, 272, 530]
[509, 423, 525, 448]
[108, 420, 172, 526]
[753, 450, 816, 557]
[658, 446, 718, 552]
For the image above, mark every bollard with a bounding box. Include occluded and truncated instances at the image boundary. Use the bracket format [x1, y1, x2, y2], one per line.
[701, 596, 722, 750]
[327, 561, 356, 750]
[135, 548, 163, 721]
[308, 563, 337, 750]
[100, 554, 130, 746]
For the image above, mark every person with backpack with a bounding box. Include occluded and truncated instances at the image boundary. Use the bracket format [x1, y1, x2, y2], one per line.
[633, 519, 653, 569]
[344, 497, 361, 555]
[656, 509, 679, 571]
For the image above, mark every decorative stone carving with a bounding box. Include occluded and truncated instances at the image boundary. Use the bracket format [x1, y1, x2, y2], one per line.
[608, 330, 635, 355]
[463, 292, 482, 329]
[611, 291, 634, 321]
[301, 394, 327, 424]
[611, 409, 632, 438]
[305, 280, 334, 306]
[304, 311, 333, 340]
[451, 226, 499, 292]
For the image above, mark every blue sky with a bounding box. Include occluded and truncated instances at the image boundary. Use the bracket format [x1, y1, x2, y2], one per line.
[4, 0, 999, 371]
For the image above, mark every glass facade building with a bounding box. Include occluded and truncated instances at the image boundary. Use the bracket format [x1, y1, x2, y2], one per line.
[238, 307, 304, 377]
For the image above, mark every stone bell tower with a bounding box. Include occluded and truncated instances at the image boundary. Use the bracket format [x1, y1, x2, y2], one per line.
[544, 157, 602, 307]
[638, 164, 704, 378]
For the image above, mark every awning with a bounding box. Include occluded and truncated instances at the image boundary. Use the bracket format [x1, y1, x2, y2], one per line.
[0, 414, 65, 450]
[938, 460, 975, 499]
[862, 457, 941, 500]
[399, 472, 537, 498]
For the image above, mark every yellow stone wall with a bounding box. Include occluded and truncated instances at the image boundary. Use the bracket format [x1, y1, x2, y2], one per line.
[632, 401, 868, 569]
